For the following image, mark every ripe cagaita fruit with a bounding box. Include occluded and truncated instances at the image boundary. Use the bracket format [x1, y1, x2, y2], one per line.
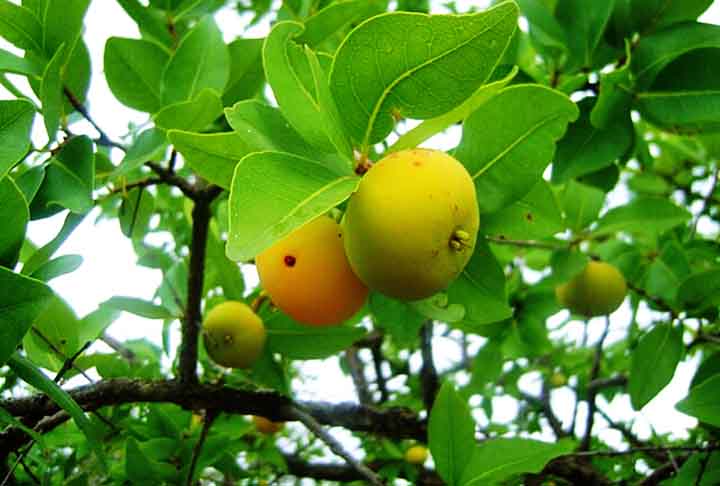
[253, 415, 284, 435]
[549, 372, 567, 387]
[555, 260, 627, 317]
[405, 445, 429, 465]
[256, 215, 368, 326]
[202, 301, 266, 368]
[342, 148, 479, 300]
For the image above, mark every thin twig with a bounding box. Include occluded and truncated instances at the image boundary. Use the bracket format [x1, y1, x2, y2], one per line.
[289, 406, 385, 486]
[30, 329, 94, 384]
[146, 161, 197, 200]
[572, 444, 720, 457]
[485, 236, 566, 250]
[369, 341, 389, 404]
[689, 164, 719, 240]
[345, 348, 372, 405]
[63, 87, 125, 151]
[521, 389, 568, 439]
[101, 333, 137, 362]
[185, 410, 217, 486]
[580, 317, 611, 451]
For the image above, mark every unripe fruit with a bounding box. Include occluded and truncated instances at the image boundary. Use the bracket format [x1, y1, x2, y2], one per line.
[405, 445, 429, 465]
[256, 215, 368, 326]
[555, 261, 627, 317]
[253, 415, 284, 435]
[549, 372, 567, 387]
[342, 148, 479, 300]
[202, 301, 266, 368]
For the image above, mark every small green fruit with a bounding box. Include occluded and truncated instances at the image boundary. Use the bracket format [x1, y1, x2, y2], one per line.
[202, 301, 266, 368]
[555, 261, 627, 317]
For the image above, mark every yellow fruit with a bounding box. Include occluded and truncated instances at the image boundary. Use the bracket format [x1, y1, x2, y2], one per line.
[202, 301, 266, 368]
[549, 372, 567, 387]
[253, 415, 284, 435]
[256, 215, 368, 326]
[342, 148, 480, 300]
[555, 261, 627, 317]
[405, 445, 429, 465]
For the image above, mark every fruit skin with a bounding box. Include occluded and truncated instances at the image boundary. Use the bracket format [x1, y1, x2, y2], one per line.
[555, 261, 627, 317]
[405, 445, 429, 465]
[202, 301, 266, 368]
[549, 372, 567, 387]
[256, 215, 368, 326]
[253, 415, 284, 435]
[342, 148, 480, 301]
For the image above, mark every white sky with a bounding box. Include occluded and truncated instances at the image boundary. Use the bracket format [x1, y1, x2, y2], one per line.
[2, 0, 720, 459]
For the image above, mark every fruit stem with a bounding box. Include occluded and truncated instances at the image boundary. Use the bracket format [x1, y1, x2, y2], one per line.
[449, 229, 472, 252]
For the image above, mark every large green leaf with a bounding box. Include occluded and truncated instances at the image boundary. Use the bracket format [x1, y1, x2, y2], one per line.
[118, 188, 155, 240]
[169, 131, 256, 189]
[161, 16, 229, 104]
[154, 88, 223, 131]
[264, 313, 366, 360]
[263, 22, 351, 157]
[429, 382, 476, 485]
[22, 211, 86, 275]
[481, 180, 563, 240]
[456, 85, 578, 213]
[629, 324, 683, 410]
[8, 353, 106, 470]
[111, 127, 167, 177]
[0, 0, 42, 52]
[590, 42, 634, 129]
[555, 0, 614, 70]
[0, 267, 53, 366]
[552, 99, 633, 182]
[223, 37, 264, 106]
[369, 292, 425, 348]
[39, 43, 66, 142]
[515, 0, 567, 59]
[226, 151, 359, 262]
[23, 295, 81, 371]
[676, 374, 720, 427]
[297, 0, 384, 48]
[592, 197, 690, 236]
[104, 296, 177, 320]
[0, 48, 41, 76]
[29, 254, 82, 282]
[461, 438, 574, 485]
[677, 269, 720, 313]
[38, 0, 91, 58]
[620, 0, 714, 35]
[0, 99, 35, 180]
[104, 37, 169, 113]
[330, 1, 518, 149]
[0, 177, 29, 268]
[560, 180, 605, 232]
[445, 239, 512, 329]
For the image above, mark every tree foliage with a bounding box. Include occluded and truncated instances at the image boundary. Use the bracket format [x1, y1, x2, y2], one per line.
[1, 0, 720, 484]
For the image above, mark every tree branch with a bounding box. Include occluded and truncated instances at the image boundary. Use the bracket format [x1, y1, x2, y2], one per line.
[420, 321, 439, 411]
[63, 87, 125, 151]
[345, 347, 372, 405]
[289, 406, 385, 486]
[185, 410, 217, 486]
[370, 340, 389, 404]
[580, 317, 611, 451]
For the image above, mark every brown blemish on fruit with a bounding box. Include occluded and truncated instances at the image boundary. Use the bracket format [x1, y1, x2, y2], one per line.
[525, 212, 534, 221]
[284, 255, 297, 267]
[413, 160, 422, 167]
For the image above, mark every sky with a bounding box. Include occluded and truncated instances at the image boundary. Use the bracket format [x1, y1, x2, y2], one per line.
[2, 0, 720, 462]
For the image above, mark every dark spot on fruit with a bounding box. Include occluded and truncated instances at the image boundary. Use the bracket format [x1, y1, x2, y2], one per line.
[338, 233, 342, 238]
[284, 255, 297, 267]
[413, 160, 422, 166]
[499, 234, 506, 240]
[525, 212, 533, 221]
[431, 249, 439, 257]
[60, 339, 67, 345]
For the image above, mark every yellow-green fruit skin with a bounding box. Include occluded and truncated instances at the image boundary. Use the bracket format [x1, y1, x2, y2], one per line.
[202, 301, 266, 368]
[342, 148, 480, 301]
[555, 261, 627, 317]
[405, 445, 429, 465]
[256, 215, 368, 326]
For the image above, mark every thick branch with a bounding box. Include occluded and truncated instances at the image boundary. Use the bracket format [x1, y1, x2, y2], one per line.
[146, 161, 197, 200]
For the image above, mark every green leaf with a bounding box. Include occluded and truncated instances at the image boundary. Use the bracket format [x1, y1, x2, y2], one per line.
[7, 353, 106, 470]
[104, 36, 169, 113]
[691, 352, 720, 389]
[677, 269, 720, 313]
[0, 48, 42, 76]
[632, 22, 720, 89]
[116, 0, 174, 47]
[555, 0, 614, 70]
[664, 451, 720, 486]
[592, 197, 690, 236]
[629, 324, 683, 410]
[263, 22, 351, 156]
[264, 313, 366, 359]
[560, 180, 605, 232]
[31, 135, 95, 214]
[169, 131, 255, 189]
[154, 88, 223, 132]
[552, 99, 633, 183]
[23, 295, 81, 371]
[29, 254, 83, 282]
[22, 212, 86, 275]
[369, 292, 425, 348]
[104, 296, 177, 320]
[226, 151, 359, 262]
[429, 382, 476, 486]
[38, 0, 91, 58]
[125, 437, 178, 482]
[39, 43, 66, 142]
[590, 42, 634, 129]
[515, 0, 567, 59]
[119, 188, 155, 240]
[461, 438, 575, 485]
[389, 66, 518, 153]
[0, 99, 35, 180]
[446, 239, 512, 329]
[0, 177, 29, 268]
[14, 165, 45, 204]
[456, 85, 578, 213]
[111, 127, 167, 177]
[676, 374, 720, 427]
[330, 1, 518, 149]
[0, 0, 42, 52]
[625, 0, 715, 36]
[0, 405, 45, 447]
[205, 223, 244, 300]
[0, 267, 53, 366]
[297, 0, 383, 48]
[223, 37, 264, 106]
[482, 180, 563, 240]
[502, 315, 552, 359]
[467, 340, 503, 394]
[161, 16, 229, 104]
[643, 240, 689, 303]
[77, 305, 121, 346]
